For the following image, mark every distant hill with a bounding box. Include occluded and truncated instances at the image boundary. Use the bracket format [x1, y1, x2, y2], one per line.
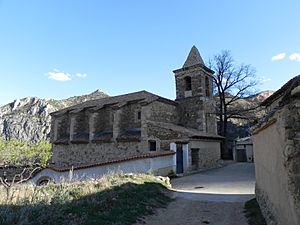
[244, 90, 274, 103]
[0, 90, 109, 142]
[226, 90, 274, 139]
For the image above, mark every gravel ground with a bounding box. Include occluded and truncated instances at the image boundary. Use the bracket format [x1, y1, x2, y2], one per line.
[135, 163, 255, 225]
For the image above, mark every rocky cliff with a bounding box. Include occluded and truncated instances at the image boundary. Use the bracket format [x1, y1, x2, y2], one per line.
[0, 90, 108, 142]
[244, 90, 274, 104]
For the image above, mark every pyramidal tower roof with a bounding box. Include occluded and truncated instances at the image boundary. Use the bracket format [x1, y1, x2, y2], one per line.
[183, 45, 205, 68]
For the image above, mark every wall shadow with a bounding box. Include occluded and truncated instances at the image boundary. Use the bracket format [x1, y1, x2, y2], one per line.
[0, 181, 171, 225]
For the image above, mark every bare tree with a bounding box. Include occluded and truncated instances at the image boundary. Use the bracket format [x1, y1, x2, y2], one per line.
[209, 50, 258, 159]
[0, 164, 41, 202]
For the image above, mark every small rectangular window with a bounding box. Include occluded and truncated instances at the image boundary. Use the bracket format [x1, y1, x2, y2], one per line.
[149, 141, 156, 151]
[137, 111, 141, 120]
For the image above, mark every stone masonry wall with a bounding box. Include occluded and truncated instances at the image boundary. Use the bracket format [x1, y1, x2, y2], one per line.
[91, 107, 114, 141]
[143, 101, 177, 124]
[119, 103, 141, 133]
[147, 124, 186, 141]
[177, 97, 205, 131]
[174, 64, 216, 134]
[147, 124, 184, 151]
[93, 107, 113, 134]
[51, 101, 147, 167]
[71, 110, 89, 142]
[204, 101, 217, 134]
[253, 92, 300, 225]
[56, 114, 70, 141]
[188, 140, 220, 171]
[52, 142, 144, 167]
[175, 67, 210, 99]
[141, 101, 178, 150]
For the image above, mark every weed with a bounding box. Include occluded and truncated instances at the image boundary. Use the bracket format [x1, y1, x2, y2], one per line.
[0, 173, 171, 225]
[244, 198, 267, 225]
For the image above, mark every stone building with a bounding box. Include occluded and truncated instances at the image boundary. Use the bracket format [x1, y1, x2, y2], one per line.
[49, 46, 223, 177]
[233, 136, 253, 162]
[253, 75, 300, 225]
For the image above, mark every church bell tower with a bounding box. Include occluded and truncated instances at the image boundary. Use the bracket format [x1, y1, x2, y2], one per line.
[173, 46, 217, 134]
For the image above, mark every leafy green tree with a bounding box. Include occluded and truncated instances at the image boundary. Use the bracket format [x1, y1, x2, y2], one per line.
[0, 138, 52, 167]
[0, 139, 52, 200]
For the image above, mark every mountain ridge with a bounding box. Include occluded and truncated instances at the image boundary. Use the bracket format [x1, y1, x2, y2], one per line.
[0, 90, 109, 142]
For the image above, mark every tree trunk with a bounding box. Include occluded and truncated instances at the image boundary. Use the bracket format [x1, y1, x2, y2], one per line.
[220, 94, 227, 159]
[222, 110, 233, 160]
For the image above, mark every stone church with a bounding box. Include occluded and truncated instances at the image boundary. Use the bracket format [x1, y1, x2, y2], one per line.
[49, 46, 223, 175]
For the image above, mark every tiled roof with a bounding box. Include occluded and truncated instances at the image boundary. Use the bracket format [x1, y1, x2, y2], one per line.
[261, 75, 300, 107]
[51, 90, 177, 116]
[48, 150, 175, 172]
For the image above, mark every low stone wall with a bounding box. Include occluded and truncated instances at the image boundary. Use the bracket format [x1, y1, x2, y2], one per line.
[253, 95, 300, 225]
[30, 154, 176, 185]
[52, 142, 146, 167]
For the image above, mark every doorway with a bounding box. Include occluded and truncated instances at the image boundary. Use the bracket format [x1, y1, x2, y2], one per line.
[176, 144, 183, 174]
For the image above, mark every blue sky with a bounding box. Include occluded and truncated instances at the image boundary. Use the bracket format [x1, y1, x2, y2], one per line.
[0, 0, 300, 106]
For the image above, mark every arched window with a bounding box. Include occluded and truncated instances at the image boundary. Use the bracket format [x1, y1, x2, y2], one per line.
[205, 76, 210, 97]
[185, 76, 192, 91]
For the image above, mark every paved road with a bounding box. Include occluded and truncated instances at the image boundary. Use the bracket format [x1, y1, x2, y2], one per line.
[136, 162, 255, 225]
[172, 162, 255, 202]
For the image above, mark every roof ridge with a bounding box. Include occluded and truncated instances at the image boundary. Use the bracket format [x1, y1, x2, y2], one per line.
[51, 90, 175, 115]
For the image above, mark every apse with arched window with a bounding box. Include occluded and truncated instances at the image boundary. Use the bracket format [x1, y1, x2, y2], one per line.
[185, 76, 192, 91]
[205, 76, 210, 97]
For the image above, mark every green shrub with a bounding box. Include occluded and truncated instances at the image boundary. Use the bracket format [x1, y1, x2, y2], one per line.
[0, 138, 52, 167]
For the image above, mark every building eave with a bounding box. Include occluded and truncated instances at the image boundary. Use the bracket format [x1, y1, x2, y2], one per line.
[173, 63, 214, 74]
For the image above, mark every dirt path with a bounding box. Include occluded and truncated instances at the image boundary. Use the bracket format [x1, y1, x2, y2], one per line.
[135, 163, 255, 225]
[136, 197, 248, 225]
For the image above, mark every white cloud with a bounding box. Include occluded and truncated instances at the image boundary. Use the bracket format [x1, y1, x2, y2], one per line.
[259, 76, 272, 83]
[76, 73, 87, 78]
[289, 53, 300, 62]
[271, 52, 286, 61]
[48, 70, 71, 81]
[47, 70, 88, 81]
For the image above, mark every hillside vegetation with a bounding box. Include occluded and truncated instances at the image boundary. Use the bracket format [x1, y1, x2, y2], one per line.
[0, 138, 51, 167]
[0, 173, 171, 225]
[221, 91, 274, 139]
[0, 90, 108, 142]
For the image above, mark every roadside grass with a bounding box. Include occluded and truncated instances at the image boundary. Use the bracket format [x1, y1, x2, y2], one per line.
[244, 198, 267, 225]
[0, 173, 172, 225]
